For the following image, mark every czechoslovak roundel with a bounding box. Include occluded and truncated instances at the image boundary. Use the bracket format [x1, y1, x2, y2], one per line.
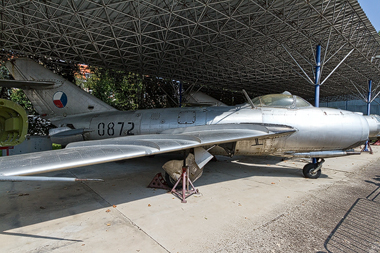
[53, 91, 68, 108]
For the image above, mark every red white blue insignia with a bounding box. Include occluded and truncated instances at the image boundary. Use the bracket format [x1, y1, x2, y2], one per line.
[53, 91, 68, 108]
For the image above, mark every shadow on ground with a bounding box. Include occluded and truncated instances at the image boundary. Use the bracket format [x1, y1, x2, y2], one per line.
[0, 154, 308, 234]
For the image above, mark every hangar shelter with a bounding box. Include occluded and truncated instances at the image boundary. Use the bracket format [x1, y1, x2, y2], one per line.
[1, 0, 380, 103]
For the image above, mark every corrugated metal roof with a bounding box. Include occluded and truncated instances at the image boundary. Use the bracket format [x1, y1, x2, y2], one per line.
[1, 0, 379, 102]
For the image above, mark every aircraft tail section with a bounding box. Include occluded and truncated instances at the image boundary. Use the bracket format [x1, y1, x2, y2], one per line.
[4, 58, 117, 120]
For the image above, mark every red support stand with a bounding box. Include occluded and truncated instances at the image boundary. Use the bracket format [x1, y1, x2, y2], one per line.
[171, 166, 199, 203]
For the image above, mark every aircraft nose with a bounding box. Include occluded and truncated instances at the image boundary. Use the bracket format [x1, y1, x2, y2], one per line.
[365, 114, 380, 138]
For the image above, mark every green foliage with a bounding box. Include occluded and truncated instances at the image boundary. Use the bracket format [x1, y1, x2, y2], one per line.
[83, 68, 176, 110]
[84, 70, 116, 106]
[113, 72, 143, 110]
[10, 89, 36, 114]
[82, 67, 245, 109]
[0, 65, 11, 79]
[52, 143, 62, 150]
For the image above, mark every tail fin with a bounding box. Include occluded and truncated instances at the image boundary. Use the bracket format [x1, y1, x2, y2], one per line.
[4, 58, 117, 120]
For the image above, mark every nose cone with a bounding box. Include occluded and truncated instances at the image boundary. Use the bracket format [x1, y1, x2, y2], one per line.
[365, 115, 380, 138]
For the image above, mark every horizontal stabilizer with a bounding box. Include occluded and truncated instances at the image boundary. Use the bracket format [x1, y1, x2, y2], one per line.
[50, 128, 87, 137]
[0, 79, 55, 89]
[49, 127, 88, 146]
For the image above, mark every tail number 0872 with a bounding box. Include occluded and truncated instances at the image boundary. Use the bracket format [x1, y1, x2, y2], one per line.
[98, 122, 134, 136]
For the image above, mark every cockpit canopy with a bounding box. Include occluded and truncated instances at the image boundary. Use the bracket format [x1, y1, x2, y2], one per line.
[251, 94, 313, 108]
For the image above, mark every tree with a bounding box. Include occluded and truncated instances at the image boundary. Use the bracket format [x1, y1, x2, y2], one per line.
[9, 88, 35, 114]
[0, 65, 11, 79]
[82, 68, 177, 110]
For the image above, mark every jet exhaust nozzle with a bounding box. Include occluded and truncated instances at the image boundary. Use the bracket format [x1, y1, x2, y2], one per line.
[364, 115, 380, 138]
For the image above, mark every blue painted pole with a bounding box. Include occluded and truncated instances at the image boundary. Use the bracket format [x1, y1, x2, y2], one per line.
[313, 45, 321, 164]
[367, 79, 372, 116]
[314, 45, 321, 108]
[364, 80, 372, 152]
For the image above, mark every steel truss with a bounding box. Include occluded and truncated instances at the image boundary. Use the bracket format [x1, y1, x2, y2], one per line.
[1, 0, 380, 101]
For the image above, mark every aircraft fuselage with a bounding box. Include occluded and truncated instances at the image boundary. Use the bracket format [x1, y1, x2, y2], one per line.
[53, 104, 373, 157]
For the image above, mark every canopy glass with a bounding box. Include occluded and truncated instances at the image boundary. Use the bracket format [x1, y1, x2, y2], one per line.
[251, 94, 312, 108]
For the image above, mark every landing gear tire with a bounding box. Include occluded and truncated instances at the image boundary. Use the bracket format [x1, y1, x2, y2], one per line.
[165, 172, 180, 189]
[302, 163, 321, 179]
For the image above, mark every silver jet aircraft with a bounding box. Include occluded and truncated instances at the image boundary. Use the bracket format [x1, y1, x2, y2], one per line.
[0, 58, 379, 184]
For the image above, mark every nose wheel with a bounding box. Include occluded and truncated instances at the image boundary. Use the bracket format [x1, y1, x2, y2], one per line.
[302, 159, 325, 179]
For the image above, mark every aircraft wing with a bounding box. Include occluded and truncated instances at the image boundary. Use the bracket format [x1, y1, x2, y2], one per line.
[0, 124, 295, 180]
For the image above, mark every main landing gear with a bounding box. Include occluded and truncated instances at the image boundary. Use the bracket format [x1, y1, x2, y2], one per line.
[302, 158, 325, 179]
[165, 172, 177, 188]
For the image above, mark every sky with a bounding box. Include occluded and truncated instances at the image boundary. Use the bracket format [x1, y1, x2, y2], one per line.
[358, 0, 380, 32]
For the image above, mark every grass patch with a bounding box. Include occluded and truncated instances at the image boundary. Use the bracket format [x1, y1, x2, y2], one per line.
[52, 143, 62, 150]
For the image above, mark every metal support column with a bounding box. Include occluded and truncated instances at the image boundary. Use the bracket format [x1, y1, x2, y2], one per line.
[314, 45, 321, 108]
[367, 80, 372, 116]
[363, 80, 372, 152]
[313, 45, 321, 164]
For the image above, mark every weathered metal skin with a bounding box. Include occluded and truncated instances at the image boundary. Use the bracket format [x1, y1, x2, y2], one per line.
[1, 57, 379, 181]
[47, 103, 371, 158]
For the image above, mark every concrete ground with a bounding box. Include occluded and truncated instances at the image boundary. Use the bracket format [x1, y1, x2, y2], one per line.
[1, 146, 380, 252]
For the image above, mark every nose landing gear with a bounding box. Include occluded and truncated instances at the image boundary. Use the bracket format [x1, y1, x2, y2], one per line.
[302, 158, 325, 179]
